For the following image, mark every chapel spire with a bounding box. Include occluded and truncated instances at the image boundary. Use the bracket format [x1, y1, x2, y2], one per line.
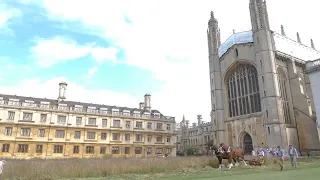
[297, 32, 301, 43]
[207, 11, 221, 54]
[249, 0, 270, 31]
[281, 25, 286, 36]
[311, 39, 315, 49]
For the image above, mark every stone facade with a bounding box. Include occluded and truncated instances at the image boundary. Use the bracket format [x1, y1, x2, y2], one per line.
[176, 115, 213, 155]
[306, 59, 320, 143]
[208, 0, 320, 154]
[0, 82, 177, 159]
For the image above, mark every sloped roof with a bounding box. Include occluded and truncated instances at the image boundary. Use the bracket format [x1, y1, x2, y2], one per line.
[218, 31, 253, 57]
[273, 33, 320, 60]
[0, 94, 168, 116]
[218, 30, 320, 61]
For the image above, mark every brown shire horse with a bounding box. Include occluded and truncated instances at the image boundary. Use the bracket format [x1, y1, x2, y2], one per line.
[211, 145, 247, 169]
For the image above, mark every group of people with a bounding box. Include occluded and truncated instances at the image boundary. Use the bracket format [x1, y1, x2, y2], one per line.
[254, 145, 299, 170]
[219, 143, 299, 171]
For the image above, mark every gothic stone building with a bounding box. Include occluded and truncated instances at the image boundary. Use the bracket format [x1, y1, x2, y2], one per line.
[306, 59, 320, 139]
[176, 115, 213, 155]
[208, 0, 320, 154]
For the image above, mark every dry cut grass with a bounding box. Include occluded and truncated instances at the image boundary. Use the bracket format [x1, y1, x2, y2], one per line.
[1, 156, 219, 180]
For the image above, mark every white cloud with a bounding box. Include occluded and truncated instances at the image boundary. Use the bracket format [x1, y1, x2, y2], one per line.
[91, 47, 118, 64]
[30, 36, 119, 67]
[82, 67, 99, 81]
[0, 2, 22, 33]
[88, 67, 98, 77]
[14, 0, 320, 123]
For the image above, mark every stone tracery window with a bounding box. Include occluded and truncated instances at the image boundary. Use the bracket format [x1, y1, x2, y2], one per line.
[227, 64, 261, 117]
[277, 69, 291, 124]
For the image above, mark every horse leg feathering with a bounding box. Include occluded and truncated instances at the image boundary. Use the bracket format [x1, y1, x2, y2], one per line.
[243, 159, 247, 166]
[233, 158, 238, 166]
[235, 158, 240, 166]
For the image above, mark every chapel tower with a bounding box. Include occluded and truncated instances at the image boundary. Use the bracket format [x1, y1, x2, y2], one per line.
[207, 11, 225, 145]
[249, 0, 288, 148]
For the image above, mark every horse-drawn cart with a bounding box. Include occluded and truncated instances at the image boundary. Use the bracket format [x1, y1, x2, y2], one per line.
[248, 157, 265, 166]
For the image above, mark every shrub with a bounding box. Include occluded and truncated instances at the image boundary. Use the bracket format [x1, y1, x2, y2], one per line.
[184, 146, 200, 156]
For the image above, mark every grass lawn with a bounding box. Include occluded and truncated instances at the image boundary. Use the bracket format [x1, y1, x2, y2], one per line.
[155, 165, 320, 180]
[78, 158, 320, 180]
[4, 156, 319, 179]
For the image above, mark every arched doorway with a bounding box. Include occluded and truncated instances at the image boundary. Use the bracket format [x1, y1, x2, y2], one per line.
[243, 133, 253, 155]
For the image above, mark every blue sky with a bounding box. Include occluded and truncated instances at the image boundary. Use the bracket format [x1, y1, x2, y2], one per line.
[0, 0, 319, 123]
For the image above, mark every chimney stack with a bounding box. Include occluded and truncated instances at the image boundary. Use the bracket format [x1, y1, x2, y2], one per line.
[197, 114, 202, 126]
[144, 94, 151, 111]
[58, 82, 67, 101]
[192, 123, 197, 128]
[139, 102, 145, 109]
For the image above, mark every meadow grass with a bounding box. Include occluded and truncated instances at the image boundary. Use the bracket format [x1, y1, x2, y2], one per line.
[1, 156, 218, 180]
[1, 156, 319, 180]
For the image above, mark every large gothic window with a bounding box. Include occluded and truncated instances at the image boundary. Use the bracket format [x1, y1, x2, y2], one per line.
[227, 64, 261, 117]
[277, 69, 291, 124]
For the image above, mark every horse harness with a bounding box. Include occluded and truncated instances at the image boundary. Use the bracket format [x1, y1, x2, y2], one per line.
[217, 145, 232, 157]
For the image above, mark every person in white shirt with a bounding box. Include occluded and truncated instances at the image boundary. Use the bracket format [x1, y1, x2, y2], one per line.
[0, 160, 6, 180]
[258, 148, 265, 157]
[288, 145, 298, 168]
[252, 150, 256, 156]
[258, 148, 265, 165]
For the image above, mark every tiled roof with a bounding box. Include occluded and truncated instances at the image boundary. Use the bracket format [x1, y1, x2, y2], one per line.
[0, 93, 167, 117]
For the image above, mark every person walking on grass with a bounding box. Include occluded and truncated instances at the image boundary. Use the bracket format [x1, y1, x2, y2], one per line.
[288, 145, 298, 168]
[276, 146, 284, 171]
[0, 160, 6, 180]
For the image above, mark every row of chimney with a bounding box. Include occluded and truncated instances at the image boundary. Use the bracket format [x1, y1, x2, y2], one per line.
[57, 81, 152, 111]
[184, 115, 205, 128]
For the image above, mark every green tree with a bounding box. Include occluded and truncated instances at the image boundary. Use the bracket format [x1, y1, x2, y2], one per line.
[184, 146, 199, 156]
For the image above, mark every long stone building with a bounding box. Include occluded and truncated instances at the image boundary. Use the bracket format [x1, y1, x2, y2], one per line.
[208, 0, 320, 154]
[0, 82, 177, 158]
[176, 115, 213, 155]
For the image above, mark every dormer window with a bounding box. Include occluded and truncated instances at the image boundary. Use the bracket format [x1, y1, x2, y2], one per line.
[22, 100, 37, 107]
[58, 103, 68, 110]
[87, 106, 98, 113]
[99, 108, 108, 114]
[142, 112, 150, 118]
[153, 113, 160, 119]
[8, 99, 20, 106]
[0, 97, 4, 104]
[122, 110, 130, 116]
[74, 105, 83, 112]
[40, 101, 50, 108]
[133, 111, 140, 117]
[112, 108, 119, 115]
